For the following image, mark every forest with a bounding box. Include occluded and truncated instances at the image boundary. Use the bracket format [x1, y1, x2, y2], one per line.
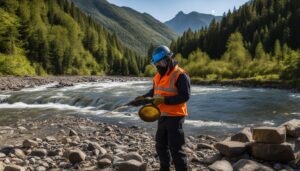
[145, 0, 300, 84]
[0, 0, 148, 76]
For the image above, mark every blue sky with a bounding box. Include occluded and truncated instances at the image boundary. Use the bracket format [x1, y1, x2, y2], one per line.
[107, 0, 249, 22]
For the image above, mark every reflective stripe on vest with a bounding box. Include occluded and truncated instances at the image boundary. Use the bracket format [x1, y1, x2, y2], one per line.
[153, 66, 188, 117]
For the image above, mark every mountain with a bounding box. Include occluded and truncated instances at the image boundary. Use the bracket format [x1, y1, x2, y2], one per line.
[165, 11, 222, 35]
[70, 0, 178, 55]
[0, 0, 147, 76]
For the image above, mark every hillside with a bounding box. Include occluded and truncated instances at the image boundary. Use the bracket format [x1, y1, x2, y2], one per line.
[165, 11, 222, 35]
[71, 0, 178, 55]
[0, 0, 147, 76]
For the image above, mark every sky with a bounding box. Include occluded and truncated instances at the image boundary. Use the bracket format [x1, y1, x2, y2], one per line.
[107, 0, 249, 22]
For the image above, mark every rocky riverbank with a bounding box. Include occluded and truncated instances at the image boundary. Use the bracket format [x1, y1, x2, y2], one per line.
[191, 78, 300, 92]
[1, 115, 300, 171]
[0, 76, 150, 91]
[0, 116, 219, 171]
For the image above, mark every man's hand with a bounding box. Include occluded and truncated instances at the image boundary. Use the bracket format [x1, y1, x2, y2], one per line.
[153, 96, 165, 106]
[134, 96, 145, 101]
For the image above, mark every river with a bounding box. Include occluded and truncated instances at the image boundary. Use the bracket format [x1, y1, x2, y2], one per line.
[0, 80, 299, 138]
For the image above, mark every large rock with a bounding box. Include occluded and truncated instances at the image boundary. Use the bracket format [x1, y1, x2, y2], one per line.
[116, 160, 146, 171]
[208, 160, 233, 171]
[22, 139, 38, 148]
[231, 127, 253, 143]
[233, 159, 273, 171]
[214, 141, 246, 157]
[3, 165, 26, 171]
[69, 149, 86, 164]
[253, 127, 286, 144]
[281, 119, 300, 138]
[250, 142, 295, 162]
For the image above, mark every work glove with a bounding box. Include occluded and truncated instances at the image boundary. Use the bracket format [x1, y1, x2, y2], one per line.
[153, 96, 165, 106]
[134, 96, 145, 101]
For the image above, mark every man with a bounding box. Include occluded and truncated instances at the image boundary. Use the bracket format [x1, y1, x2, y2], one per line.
[135, 45, 190, 171]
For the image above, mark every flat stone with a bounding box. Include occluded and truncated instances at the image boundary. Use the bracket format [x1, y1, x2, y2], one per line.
[3, 165, 26, 171]
[231, 127, 253, 143]
[97, 158, 111, 169]
[214, 141, 246, 157]
[197, 143, 214, 150]
[250, 142, 295, 162]
[123, 152, 143, 162]
[31, 149, 47, 157]
[209, 160, 233, 171]
[281, 119, 300, 138]
[116, 159, 146, 171]
[69, 149, 86, 164]
[23, 139, 38, 148]
[35, 166, 46, 171]
[253, 127, 286, 144]
[233, 159, 273, 171]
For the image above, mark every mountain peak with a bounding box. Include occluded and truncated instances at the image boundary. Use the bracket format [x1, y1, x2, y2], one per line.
[176, 11, 185, 16]
[165, 11, 222, 35]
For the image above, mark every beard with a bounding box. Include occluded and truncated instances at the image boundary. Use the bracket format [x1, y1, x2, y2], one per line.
[156, 65, 168, 76]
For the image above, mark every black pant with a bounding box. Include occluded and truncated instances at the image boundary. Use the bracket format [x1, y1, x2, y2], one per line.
[155, 116, 188, 171]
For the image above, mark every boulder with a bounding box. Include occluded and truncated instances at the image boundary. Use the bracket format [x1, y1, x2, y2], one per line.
[208, 160, 233, 171]
[69, 149, 86, 164]
[22, 139, 38, 148]
[250, 142, 295, 162]
[233, 159, 273, 171]
[231, 127, 253, 143]
[253, 127, 285, 144]
[281, 119, 300, 138]
[116, 160, 146, 171]
[214, 141, 246, 157]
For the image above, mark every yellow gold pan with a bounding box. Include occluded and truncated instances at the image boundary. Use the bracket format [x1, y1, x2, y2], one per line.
[138, 104, 160, 122]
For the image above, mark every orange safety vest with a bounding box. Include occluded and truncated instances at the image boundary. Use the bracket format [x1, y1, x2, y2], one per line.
[153, 65, 188, 117]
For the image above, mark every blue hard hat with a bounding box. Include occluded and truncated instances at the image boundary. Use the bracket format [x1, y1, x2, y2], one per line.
[151, 45, 173, 64]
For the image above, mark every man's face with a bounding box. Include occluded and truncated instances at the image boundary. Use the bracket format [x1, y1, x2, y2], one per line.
[154, 59, 167, 68]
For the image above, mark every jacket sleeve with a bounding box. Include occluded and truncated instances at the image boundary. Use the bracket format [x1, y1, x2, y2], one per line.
[164, 73, 191, 105]
[142, 81, 154, 97]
